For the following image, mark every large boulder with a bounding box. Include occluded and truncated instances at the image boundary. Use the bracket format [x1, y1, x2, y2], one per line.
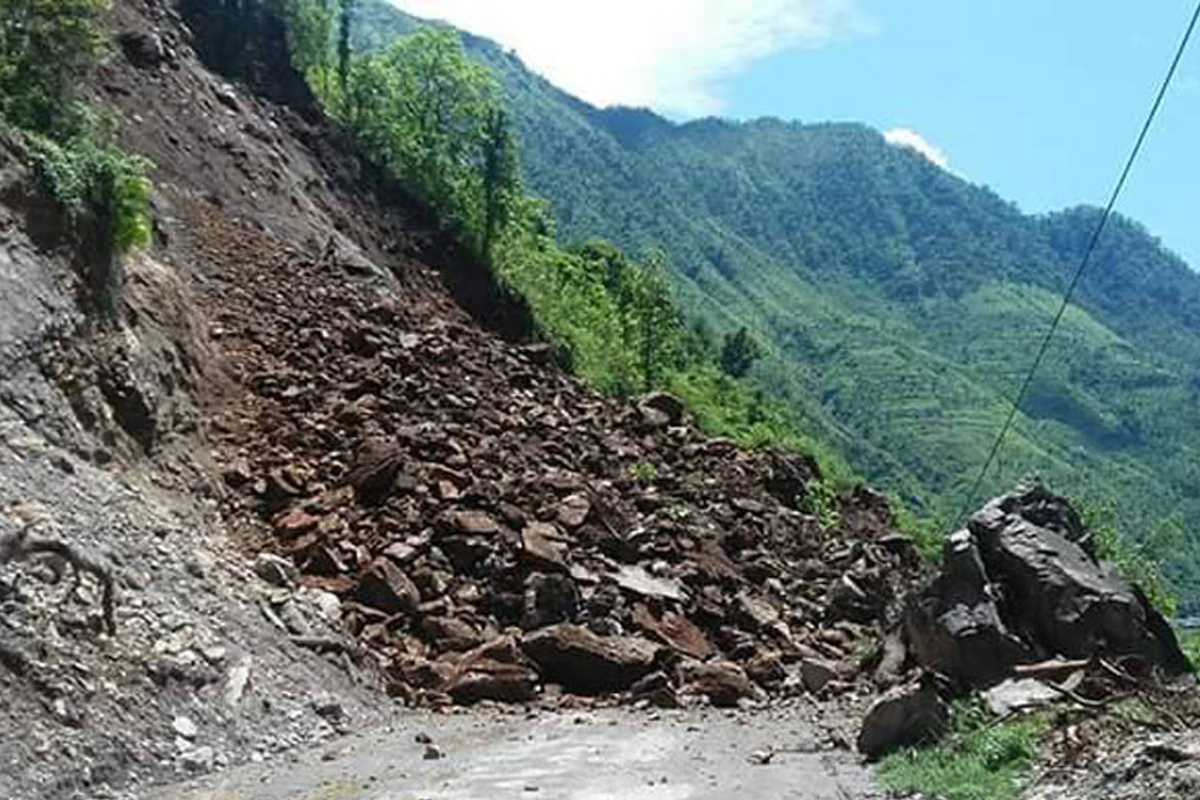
[680, 660, 764, 707]
[903, 529, 1029, 686]
[447, 637, 540, 704]
[355, 558, 420, 615]
[521, 624, 658, 693]
[971, 485, 1185, 670]
[903, 483, 1188, 687]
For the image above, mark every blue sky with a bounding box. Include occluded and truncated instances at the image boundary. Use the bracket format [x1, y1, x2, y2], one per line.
[724, 1, 1200, 268]
[395, 1, 1200, 267]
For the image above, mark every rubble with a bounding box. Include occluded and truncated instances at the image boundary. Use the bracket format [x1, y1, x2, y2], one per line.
[194, 199, 921, 708]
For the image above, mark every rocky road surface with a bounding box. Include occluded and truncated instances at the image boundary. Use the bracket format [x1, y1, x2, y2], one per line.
[151, 705, 881, 800]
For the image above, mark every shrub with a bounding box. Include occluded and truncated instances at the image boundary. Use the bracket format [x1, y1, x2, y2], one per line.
[32, 132, 154, 256]
[1081, 497, 1180, 617]
[877, 700, 1046, 800]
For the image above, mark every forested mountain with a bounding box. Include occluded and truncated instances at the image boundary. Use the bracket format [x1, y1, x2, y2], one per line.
[357, 0, 1200, 607]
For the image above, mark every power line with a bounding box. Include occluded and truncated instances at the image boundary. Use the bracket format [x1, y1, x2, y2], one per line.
[952, 0, 1200, 528]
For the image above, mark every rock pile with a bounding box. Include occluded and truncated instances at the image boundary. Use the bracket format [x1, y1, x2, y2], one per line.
[858, 482, 1189, 757]
[903, 483, 1187, 686]
[190, 200, 920, 708]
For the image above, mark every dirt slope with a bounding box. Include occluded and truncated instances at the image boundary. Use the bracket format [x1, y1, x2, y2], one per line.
[1, 1, 920, 798]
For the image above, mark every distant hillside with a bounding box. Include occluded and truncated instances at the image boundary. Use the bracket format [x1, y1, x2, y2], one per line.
[357, 1, 1200, 607]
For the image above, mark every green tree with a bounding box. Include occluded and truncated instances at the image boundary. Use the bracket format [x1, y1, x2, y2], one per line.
[335, 27, 507, 255]
[285, 0, 335, 90]
[0, 0, 109, 134]
[622, 250, 683, 392]
[720, 326, 764, 378]
[480, 107, 519, 259]
[337, 0, 355, 97]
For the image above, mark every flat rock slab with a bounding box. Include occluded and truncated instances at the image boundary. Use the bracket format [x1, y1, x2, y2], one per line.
[146, 708, 883, 800]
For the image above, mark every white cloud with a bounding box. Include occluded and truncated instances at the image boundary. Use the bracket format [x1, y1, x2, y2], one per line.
[389, 0, 871, 117]
[884, 127, 950, 169]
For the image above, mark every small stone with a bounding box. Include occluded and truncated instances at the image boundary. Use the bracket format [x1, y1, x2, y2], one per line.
[555, 494, 591, 529]
[172, 716, 198, 740]
[225, 658, 253, 707]
[414, 732, 433, 744]
[253, 553, 298, 588]
[200, 646, 228, 665]
[800, 658, 840, 695]
[312, 695, 344, 720]
[272, 509, 320, 537]
[423, 744, 445, 760]
[180, 745, 215, 773]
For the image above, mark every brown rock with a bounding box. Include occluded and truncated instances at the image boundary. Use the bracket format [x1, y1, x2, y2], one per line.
[521, 522, 569, 571]
[630, 670, 680, 708]
[394, 656, 455, 691]
[444, 510, 501, 536]
[355, 558, 420, 615]
[345, 438, 404, 504]
[446, 636, 540, 704]
[632, 604, 713, 660]
[272, 508, 320, 537]
[800, 657, 840, 694]
[556, 494, 591, 530]
[521, 624, 658, 693]
[422, 616, 483, 653]
[447, 660, 539, 705]
[745, 651, 787, 688]
[681, 661, 763, 707]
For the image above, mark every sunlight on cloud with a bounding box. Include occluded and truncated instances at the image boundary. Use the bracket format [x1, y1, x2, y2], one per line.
[884, 128, 950, 169]
[389, 0, 871, 117]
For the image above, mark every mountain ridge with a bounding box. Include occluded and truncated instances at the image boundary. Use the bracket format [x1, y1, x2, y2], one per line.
[360, 0, 1200, 607]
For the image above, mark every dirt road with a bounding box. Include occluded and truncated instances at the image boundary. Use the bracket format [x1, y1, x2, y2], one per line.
[149, 705, 883, 800]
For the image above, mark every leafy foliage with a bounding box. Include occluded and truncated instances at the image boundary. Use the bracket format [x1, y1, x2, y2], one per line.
[877, 700, 1046, 800]
[719, 326, 764, 378]
[1180, 629, 1200, 671]
[798, 477, 841, 532]
[32, 133, 153, 254]
[0, 0, 109, 133]
[0, 0, 152, 262]
[1080, 497, 1181, 617]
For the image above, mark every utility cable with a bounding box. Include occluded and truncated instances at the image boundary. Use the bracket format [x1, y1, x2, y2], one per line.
[952, 0, 1200, 528]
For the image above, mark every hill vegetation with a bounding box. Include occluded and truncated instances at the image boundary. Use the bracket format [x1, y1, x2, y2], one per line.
[349, 0, 1200, 610]
[257, 0, 847, 484]
[0, 0, 152, 318]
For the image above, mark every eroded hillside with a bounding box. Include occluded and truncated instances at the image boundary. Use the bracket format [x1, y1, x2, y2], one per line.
[0, 1, 922, 796]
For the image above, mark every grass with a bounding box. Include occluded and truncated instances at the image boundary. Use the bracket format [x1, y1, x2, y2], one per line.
[798, 477, 841, 532]
[1180, 629, 1200, 671]
[876, 700, 1047, 800]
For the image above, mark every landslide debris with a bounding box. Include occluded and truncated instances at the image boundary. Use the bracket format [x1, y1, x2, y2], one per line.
[193, 193, 921, 707]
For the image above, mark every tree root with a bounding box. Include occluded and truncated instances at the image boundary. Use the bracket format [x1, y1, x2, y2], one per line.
[0, 530, 116, 635]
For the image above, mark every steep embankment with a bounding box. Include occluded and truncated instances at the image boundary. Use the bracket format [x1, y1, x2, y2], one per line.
[0, 28, 391, 800]
[355, 0, 1200, 605]
[1, 2, 920, 798]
